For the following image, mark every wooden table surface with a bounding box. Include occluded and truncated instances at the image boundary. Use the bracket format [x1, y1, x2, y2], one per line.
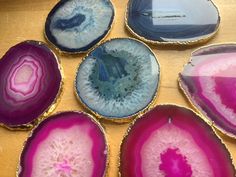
[0, 0, 236, 176]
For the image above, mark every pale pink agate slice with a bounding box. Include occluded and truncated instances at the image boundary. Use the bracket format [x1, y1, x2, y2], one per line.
[120, 105, 235, 177]
[179, 44, 236, 137]
[18, 112, 107, 177]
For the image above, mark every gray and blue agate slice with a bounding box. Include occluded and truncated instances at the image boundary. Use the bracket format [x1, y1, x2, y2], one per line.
[127, 0, 220, 44]
[75, 38, 160, 119]
[45, 0, 114, 53]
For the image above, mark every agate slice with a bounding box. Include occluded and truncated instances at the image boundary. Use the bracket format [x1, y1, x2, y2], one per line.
[0, 41, 62, 129]
[18, 111, 107, 177]
[45, 0, 114, 54]
[120, 105, 235, 177]
[75, 38, 160, 120]
[126, 0, 220, 44]
[179, 44, 236, 138]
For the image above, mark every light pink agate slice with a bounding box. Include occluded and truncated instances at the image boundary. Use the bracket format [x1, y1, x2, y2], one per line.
[18, 112, 107, 177]
[120, 105, 235, 177]
[179, 44, 236, 137]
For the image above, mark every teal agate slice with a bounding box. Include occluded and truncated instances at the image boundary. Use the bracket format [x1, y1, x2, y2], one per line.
[75, 38, 160, 119]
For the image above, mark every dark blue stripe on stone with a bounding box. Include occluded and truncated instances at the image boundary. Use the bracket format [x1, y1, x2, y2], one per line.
[53, 14, 86, 30]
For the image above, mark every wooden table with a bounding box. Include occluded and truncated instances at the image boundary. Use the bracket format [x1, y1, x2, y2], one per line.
[0, 0, 235, 176]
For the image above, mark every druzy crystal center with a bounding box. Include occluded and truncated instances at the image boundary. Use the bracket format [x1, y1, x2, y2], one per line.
[54, 160, 73, 174]
[141, 123, 212, 176]
[89, 51, 140, 99]
[159, 148, 192, 177]
[32, 125, 93, 176]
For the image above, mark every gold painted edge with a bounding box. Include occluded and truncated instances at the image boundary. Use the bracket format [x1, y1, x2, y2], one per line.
[125, 0, 221, 46]
[0, 40, 64, 131]
[118, 103, 236, 177]
[44, 0, 116, 56]
[16, 110, 110, 177]
[178, 42, 236, 139]
[74, 37, 161, 123]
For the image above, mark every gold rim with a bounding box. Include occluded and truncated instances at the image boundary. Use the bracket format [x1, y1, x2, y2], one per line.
[0, 40, 64, 130]
[118, 103, 236, 176]
[178, 42, 236, 139]
[16, 110, 109, 177]
[125, 0, 221, 46]
[74, 37, 161, 123]
[44, 0, 116, 55]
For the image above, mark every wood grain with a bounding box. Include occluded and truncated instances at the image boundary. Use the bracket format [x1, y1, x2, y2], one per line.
[0, 0, 236, 176]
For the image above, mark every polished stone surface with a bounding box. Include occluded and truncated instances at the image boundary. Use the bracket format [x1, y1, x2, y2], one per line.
[120, 105, 235, 177]
[0, 41, 62, 128]
[45, 0, 114, 53]
[180, 44, 236, 137]
[75, 38, 160, 119]
[127, 0, 220, 43]
[18, 112, 107, 177]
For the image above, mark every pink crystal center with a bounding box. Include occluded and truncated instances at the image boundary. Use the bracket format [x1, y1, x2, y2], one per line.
[159, 148, 192, 177]
[54, 159, 72, 174]
[32, 125, 94, 177]
[140, 123, 213, 177]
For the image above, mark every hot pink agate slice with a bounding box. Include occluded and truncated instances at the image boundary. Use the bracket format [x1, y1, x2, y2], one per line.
[0, 41, 62, 128]
[179, 44, 236, 137]
[18, 111, 107, 177]
[120, 105, 235, 177]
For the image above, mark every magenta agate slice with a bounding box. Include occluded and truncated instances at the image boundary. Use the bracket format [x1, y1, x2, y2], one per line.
[0, 41, 62, 129]
[179, 44, 236, 137]
[120, 105, 235, 177]
[18, 111, 107, 177]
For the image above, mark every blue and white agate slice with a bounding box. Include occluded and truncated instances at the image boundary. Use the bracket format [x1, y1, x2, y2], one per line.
[45, 0, 114, 53]
[75, 38, 160, 120]
[126, 0, 220, 44]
